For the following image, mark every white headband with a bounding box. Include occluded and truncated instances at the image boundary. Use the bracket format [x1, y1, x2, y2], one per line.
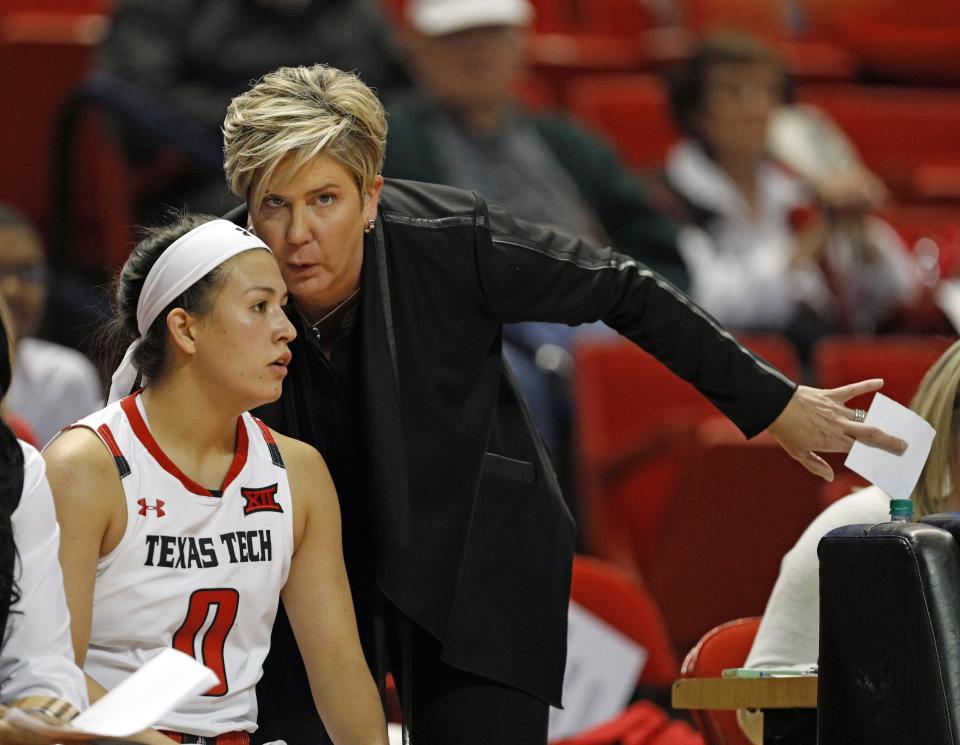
[108, 219, 271, 403]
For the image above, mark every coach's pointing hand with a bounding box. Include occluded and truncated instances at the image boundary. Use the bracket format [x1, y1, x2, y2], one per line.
[767, 379, 907, 481]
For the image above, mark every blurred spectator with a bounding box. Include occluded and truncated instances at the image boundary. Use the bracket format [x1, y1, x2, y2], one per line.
[96, 0, 408, 219]
[383, 0, 685, 466]
[385, 0, 686, 286]
[0, 302, 39, 449]
[0, 205, 102, 446]
[658, 32, 917, 360]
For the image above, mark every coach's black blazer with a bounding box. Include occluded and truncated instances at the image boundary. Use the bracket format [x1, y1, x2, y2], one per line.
[233, 178, 795, 714]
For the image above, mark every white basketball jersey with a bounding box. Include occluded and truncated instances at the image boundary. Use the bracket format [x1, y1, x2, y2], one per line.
[72, 392, 294, 736]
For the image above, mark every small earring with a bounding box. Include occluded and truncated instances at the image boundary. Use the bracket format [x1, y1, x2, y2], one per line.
[364, 217, 376, 234]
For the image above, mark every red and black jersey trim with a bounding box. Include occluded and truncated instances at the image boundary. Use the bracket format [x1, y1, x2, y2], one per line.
[96, 424, 131, 478]
[121, 393, 248, 497]
[60, 423, 131, 478]
[253, 417, 285, 469]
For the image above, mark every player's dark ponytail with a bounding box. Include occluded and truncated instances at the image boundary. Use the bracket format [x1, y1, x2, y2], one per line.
[0, 305, 24, 645]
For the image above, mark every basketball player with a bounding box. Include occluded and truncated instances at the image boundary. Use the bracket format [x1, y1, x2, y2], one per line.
[44, 216, 387, 745]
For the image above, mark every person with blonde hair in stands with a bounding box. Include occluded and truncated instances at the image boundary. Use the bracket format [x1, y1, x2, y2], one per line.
[740, 338, 960, 743]
[221, 62, 905, 745]
[45, 215, 387, 745]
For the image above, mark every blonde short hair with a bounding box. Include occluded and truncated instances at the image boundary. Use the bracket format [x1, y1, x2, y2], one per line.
[223, 64, 387, 209]
[911, 339, 960, 516]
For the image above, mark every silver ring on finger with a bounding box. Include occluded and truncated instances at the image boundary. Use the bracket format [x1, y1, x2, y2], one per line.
[853, 408, 867, 424]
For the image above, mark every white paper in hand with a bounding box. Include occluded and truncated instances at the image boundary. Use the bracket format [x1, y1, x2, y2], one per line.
[5, 648, 218, 739]
[844, 393, 936, 500]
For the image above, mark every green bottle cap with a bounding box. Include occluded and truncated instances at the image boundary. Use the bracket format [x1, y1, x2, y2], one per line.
[890, 499, 914, 517]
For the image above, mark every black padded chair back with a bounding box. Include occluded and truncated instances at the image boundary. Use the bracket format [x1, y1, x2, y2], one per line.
[920, 511, 960, 541]
[818, 521, 960, 745]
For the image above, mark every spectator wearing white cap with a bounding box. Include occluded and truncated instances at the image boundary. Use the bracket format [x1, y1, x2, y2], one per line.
[407, 0, 534, 34]
[388, 0, 684, 284]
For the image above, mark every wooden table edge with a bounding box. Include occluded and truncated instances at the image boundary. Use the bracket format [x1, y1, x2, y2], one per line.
[672, 675, 818, 710]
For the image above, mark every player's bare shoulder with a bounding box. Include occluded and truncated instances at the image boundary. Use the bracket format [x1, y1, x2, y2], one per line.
[44, 425, 127, 529]
[269, 431, 329, 478]
[44, 426, 123, 491]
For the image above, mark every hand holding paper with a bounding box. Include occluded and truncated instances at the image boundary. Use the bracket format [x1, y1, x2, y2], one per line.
[768, 380, 907, 481]
[4, 649, 217, 740]
[844, 393, 936, 501]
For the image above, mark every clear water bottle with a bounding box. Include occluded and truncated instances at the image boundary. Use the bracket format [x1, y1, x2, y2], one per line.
[890, 499, 914, 522]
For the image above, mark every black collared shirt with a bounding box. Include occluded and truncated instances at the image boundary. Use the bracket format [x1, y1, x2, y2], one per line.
[255, 293, 377, 634]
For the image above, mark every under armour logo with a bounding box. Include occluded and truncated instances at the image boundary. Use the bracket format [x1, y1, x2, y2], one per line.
[241, 484, 283, 516]
[138, 498, 165, 517]
[235, 226, 253, 237]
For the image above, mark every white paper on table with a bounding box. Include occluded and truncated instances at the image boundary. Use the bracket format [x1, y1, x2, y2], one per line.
[844, 393, 936, 501]
[548, 601, 647, 741]
[5, 648, 218, 739]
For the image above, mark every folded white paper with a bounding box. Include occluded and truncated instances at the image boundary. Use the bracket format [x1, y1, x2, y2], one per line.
[548, 601, 647, 740]
[844, 393, 936, 501]
[5, 648, 218, 739]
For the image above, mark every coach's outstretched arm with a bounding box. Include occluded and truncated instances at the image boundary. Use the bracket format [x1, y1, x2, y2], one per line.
[277, 432, 389, 745]
[476, 201, 907, 479]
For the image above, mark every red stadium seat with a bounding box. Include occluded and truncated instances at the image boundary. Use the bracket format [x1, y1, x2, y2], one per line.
[682, 0, 791, 38]
[0, 12, 140, 279]
[572, 334, 799, 575]
[565, 74, 678, 171]
[812, 335, 956, 411]
[526, 35, 652, 104]
[530, 0, 656, 36]
[0, 12, 200, 278]
[839, 21, 960, 86]
[680, 617, 761, 745]
[680, 0, 858, 81]
[0, 0, 111, 15]
[558, 555, 704, 744]
[0, 12, 106, 237]
[806, 0, 958, 29]
[548, 557, 701, 745]
[805, 0, 959, 85]
[570, 554, 680, 689]
[644, 426, 825, 657]
[798, 85, 960, 204]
